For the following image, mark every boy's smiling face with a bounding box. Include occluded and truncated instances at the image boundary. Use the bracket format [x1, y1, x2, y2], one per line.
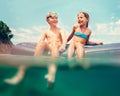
[46, 12, 58, 26]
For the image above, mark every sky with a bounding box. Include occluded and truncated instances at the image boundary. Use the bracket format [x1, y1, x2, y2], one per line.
[0, 0, 120, 44]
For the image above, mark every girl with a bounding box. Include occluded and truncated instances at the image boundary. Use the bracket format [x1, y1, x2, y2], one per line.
[67, 12, 103, 61]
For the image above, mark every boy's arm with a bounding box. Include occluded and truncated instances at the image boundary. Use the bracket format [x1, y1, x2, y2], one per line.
[34, 31, 46, 56]
[58, 29, 67, 52]
[39, 31, 46, 42]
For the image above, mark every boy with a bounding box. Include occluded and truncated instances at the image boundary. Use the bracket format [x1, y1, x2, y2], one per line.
[4, 12, 67, 89]
[34, 12, 67, 88]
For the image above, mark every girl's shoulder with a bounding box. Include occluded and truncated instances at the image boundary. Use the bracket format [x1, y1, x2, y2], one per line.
[86, 28, 92, 35]
[87, 28, 92, 32]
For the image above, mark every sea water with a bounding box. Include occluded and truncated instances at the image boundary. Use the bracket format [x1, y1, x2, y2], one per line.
[0, 54, 120, 96]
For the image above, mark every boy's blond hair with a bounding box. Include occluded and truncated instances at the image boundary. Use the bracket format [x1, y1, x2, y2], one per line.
[46, 12, 58, 19]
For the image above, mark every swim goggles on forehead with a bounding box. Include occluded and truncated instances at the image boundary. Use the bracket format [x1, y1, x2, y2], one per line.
[46, 12, 58, 19]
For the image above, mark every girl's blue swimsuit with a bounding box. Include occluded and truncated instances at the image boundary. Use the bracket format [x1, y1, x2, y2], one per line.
[74, 32, 88, 40]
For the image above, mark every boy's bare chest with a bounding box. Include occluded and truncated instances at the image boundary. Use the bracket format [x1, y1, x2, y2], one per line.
[47, 31, 61, 37]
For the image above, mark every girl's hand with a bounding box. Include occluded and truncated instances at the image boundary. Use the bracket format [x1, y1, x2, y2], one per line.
[96, 42, 103, 45]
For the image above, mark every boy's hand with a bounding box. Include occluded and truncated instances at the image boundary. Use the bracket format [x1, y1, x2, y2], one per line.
[59, 46, 65, 52]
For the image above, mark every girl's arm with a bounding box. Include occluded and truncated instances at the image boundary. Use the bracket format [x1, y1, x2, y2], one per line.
[86, 31, 103, 45]
[86, 41, 103, 45]
[67, 25, 75, 42]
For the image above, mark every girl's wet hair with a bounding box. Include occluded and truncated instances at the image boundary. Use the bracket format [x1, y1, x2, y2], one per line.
[77, 12, 89, 27]
[46, 12, 58, 19]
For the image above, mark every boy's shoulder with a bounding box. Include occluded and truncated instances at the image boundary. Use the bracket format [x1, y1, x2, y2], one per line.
[59, 28, 67, 33]
[43, 29, 50, 33]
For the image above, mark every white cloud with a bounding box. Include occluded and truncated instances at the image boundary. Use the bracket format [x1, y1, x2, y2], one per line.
[11, 25, 49, 44]
[32, 25, 48, 32]
[115, 19, 120, 25]
[19, 28, 33, 34]
[94, 19, 120, 35]
[90, 19, 120, 44]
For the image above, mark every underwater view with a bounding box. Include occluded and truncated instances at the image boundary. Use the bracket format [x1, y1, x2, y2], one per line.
[0, 43, 120, 96]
